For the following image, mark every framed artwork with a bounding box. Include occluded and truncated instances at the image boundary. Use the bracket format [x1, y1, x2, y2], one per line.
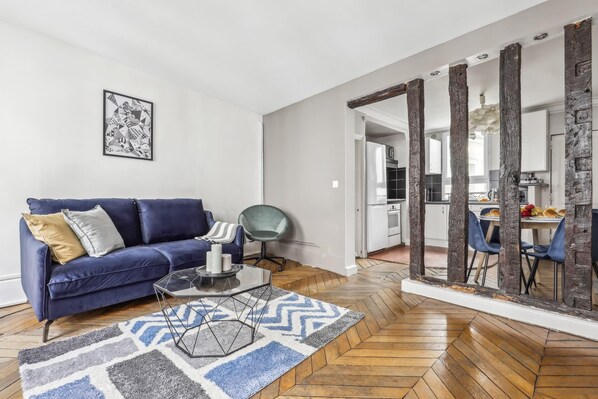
[103, 90, 153, 160]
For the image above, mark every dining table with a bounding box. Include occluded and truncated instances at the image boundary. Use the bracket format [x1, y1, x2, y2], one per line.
[474, 215, 562, 283]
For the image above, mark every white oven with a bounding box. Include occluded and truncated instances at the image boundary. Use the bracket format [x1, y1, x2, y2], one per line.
[387, 203, 402, 246]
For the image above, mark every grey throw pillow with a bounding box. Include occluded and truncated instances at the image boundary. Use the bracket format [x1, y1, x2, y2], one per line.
[62, 205, 125, 257]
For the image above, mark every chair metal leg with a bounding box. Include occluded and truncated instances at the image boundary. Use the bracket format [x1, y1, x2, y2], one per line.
[466, 250, 477, 282]
[244, 242, 286, 271]
[553, 262, 558, 302]
[525, 258, 540, 294]
[42, 320, 54, 343]
[519, 264, 528, 291]
[523, 250, 537, 288]
[481, 253, 489, 287]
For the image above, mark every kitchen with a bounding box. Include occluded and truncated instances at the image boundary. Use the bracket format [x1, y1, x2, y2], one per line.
[362, 121, 407, 255]
[360, 106, 562, 256]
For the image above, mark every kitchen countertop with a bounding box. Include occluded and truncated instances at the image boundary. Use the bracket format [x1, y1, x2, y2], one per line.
[425, 201, 500, 205]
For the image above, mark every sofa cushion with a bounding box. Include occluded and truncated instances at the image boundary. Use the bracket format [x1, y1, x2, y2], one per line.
[27, 198, 142, 247]
[22, 212, 86, 264]
[47, 246, 169, 300]
[137, 199, 209, 244]
[149, 239, 243, 271]
[62, 206, 125, 257]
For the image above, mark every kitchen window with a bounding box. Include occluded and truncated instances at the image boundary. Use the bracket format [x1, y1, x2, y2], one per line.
[443, 132, 489, 198]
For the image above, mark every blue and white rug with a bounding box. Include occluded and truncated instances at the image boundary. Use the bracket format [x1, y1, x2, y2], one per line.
[19, 287, 363, 399]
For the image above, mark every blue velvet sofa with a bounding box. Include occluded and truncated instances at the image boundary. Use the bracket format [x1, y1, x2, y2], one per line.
[20, 198, 244, 341]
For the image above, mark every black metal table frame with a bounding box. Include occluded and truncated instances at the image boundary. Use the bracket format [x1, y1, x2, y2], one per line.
[154, 277, 272, 358]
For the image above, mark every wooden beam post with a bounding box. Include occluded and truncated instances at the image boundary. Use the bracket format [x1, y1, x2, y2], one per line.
[347, 83, 407, 109]
[498, 43, 522, 294]
[564, 18, 593, 310]
[447, 64, 469, 283]
[407, 78, 425, 278]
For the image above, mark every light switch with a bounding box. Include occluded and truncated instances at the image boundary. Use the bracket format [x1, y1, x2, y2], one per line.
[332, 180, 339, 188]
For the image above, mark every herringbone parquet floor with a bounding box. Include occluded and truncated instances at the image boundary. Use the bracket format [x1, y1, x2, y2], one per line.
[1, 258, 597, 398]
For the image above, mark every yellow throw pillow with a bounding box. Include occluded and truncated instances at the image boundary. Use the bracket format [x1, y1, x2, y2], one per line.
[22, 213, 86, 264]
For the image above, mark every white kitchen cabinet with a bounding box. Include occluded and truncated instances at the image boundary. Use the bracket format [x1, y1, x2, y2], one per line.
[425, 204, 448, 246]
[425, 138, 442, 175]
[521, 110, 548, 172]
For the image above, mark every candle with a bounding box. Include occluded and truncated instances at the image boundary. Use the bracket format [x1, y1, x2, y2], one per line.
[211, 244, 222, 273]
[222, 254, 232, 272]
[206, 251, 212, 272]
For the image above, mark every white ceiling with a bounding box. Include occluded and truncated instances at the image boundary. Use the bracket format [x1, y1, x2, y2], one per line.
[365, 121, 402, 138]
[0, 0, 546, 114]
[370, 27, 598, 132]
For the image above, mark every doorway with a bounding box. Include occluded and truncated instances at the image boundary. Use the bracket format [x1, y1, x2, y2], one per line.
[354, 109, 408, 260]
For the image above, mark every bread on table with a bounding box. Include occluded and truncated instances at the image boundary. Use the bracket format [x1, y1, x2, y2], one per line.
[487, 209, 500, 217]
[543, 208, 558, 218]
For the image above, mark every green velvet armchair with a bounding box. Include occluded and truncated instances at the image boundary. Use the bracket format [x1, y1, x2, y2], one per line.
[238, 205, 290, 271]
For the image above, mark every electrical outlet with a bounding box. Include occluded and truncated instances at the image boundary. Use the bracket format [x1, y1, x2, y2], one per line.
[332, 180, 339, 188]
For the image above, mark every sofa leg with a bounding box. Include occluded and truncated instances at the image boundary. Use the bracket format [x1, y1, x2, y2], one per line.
[42, 320, 54, 343]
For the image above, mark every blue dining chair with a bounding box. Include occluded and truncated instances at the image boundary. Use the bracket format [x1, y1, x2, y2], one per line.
[524, 218, 565, 301]
[477, 208, 534, 284]
[466, 211, 528, 288]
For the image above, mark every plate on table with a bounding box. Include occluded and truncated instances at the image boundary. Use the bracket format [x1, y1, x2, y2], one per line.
[524, 216, 563, 222]
[479, 216, 499, 220]
[196, 264, 242, 279]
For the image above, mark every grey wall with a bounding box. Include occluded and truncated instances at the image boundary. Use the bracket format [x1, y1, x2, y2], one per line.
[263, 0, 598, 276]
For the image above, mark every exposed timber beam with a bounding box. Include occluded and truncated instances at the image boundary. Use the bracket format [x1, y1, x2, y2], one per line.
[564, 18, 593, 310]
[498, 42, 523, 295]
[407, 79, 425, 278]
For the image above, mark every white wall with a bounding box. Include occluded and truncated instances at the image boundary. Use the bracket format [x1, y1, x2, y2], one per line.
[263, 0, 598, 276]
[0, 22, 263, 306]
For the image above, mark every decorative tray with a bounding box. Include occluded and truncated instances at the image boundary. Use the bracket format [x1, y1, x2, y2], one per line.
[196, 264, 242, 279]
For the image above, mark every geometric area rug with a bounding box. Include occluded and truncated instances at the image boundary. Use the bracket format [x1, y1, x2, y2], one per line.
[18, 287, 363, 399]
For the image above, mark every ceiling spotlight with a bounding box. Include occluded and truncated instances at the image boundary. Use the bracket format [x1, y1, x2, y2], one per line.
[430, 70, 440, 76]
[476, 54, 489, 61]
[534, 32, 548, 41]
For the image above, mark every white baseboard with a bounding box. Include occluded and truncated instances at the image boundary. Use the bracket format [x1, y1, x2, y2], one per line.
[401, 278, 598, 341]
[345, 263, 358, 276]
[0, 276, 27, 308]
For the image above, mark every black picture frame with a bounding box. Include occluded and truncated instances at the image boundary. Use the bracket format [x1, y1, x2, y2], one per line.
[103, 90, 154, 161]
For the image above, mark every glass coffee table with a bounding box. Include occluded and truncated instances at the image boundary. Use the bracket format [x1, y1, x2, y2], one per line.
[154, 265, 272, 358]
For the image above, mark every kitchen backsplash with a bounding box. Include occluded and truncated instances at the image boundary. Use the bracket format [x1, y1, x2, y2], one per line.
[387, 167, 406, 199]
[425, 174, 442, 201]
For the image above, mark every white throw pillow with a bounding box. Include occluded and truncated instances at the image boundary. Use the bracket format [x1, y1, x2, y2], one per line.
[62, 205, 125, 257]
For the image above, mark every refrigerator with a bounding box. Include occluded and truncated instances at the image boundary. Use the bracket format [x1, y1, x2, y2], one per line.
[366, 142, 388, 253]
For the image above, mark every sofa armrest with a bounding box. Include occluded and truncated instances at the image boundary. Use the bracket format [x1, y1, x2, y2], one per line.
[234, 224, 245, 249]
[20, 218, 51, 321]
[204, 211, 216, 229]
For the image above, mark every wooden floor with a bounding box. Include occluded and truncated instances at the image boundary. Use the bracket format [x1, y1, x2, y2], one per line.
[1, 259, 598, 398]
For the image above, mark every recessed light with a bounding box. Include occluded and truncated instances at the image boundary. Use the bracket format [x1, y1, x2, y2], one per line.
[430, 70, 440, 76]
[476, 54, 488, 61]
[534, 32, 548, 41]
